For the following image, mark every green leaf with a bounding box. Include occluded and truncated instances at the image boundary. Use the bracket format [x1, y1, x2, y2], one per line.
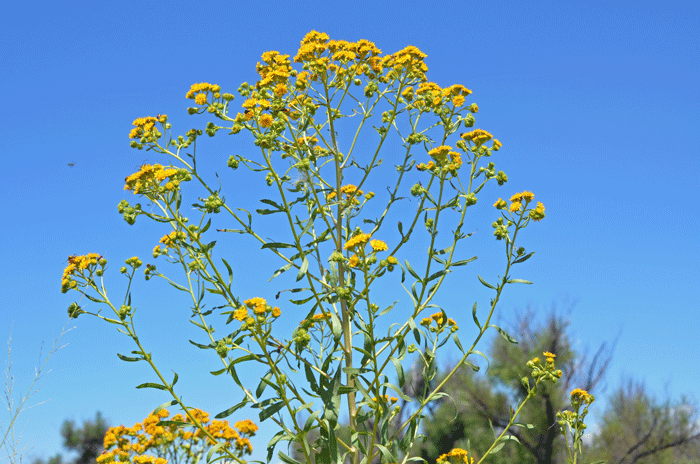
[269, 263, 292, 281]
[260, 198, 285, 211]
[256, 370, 273, 398]
[425, 269, 450, 283]
[512, 251, 535, 264]
[221, 258, 233, 287]
[304, 364, 320, 394]
[452, 256, 477, 266]
[453, 333, 464, 352]
[117, 353, 143, 362]
[201, 218, 212, 233]
[296, 257, 309, 281]
[259, 400, 286, 422]
[168, 281, 190, 292]
[506, 278, 533, 284]
[136, 382, 168, 391]
[478, 275, 496, 289]
[390, 356, 405, 387]
[278, 451, 303, 464]
[171, 371, 178, 387]
[256, 208, 282, 215]
[407, 317, 421, 344]
[262, 242, 296, 250]
[150, 400, 179, 416]
[214, 396, 249, 418]
[378, 300, 398, 317]
[329, 311, 342, 342]
[206, 442, 225, 463]
[489, 324, 518, 344]
[404, 260, 422, 281]
[472, 301, 481, 329]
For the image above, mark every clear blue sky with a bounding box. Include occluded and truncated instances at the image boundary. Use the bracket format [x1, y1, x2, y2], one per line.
[1, 0, 698, 461]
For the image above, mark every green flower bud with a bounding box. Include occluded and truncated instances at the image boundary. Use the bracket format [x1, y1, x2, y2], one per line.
[329, 251, 344, 262]
[68, 302, 83, 319]
[99, 258, 107, 266]
[215, 339, 229, 357]
[120, 266, 127, 274]
[410, 183, 423, 197]
[465, 193, 477, 206]
[95, 269, 103, 277]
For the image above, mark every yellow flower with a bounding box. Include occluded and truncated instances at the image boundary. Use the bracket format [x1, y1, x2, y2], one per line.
[428, 145, 452, 163]
[387, 256, 398, 265]
[343, 233, 371, 250]
[530, 201, 546, 221]
[272, 307, 281, 317]
[460, 129, 493, 145]
[259, 114, 273, 128]
[274, 83, 288, 97]
[185, 82, 218, 99]
[235, 419, 259, 435]
[452, 95, 465, 107]
[521, 191, 535, 202]
[492, 139, 502, 151]
[493, 198, 507, 209]
[436, 448, 473, 464]
[370, 239, 388, 252]
[509, 201, 522, 213]
[233, 307, 248, 322]
[129, 116, 158, 140]
[244, 297, 267, 315]
[348, 254, 359, 268]
[194, 93, 207, 105]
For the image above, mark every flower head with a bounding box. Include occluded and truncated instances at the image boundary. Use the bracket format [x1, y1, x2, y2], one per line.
[460, 129, 493, 146]
[344, 233, 371, 250]
[370, 239, 388, 252]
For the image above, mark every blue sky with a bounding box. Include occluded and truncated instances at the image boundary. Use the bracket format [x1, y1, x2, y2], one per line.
[1, 0, 698, 461]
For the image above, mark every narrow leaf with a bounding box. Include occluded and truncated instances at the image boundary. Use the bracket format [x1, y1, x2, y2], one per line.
[478, 275, 496, 289]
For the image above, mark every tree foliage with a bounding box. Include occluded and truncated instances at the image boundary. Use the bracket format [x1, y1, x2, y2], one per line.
[30, 412, 109, 464]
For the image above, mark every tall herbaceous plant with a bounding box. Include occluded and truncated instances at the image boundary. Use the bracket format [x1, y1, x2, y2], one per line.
[61, 31, 595, 464]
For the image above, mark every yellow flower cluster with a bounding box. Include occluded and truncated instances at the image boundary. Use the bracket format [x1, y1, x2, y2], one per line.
[98, 409, 257, 464]
[373, 394, 399, 404]
[436, 448, 474, 464]
[327, 184, 363, 201]
[292, 30, 425, 86]
[504, 191, 534, 213]
[256, 51, 293, 89]
[370, 239, 388, 252]
[129, 116, 162, 141]
[420, 145, 463, 173]
[124, 164, 179, 195]
[61, 253, 102, 293]
[348, 254, 359, 268]
[185, 82, 220, 100]
[494, 191, 544, 220]
[461, 129, 493, 146]
[244, 297, 268, 314]
[421, 312, 457, 329]
[571, 388, 594, 404]
[343, 233, 371, 251]
[297, 135, 318, 146]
